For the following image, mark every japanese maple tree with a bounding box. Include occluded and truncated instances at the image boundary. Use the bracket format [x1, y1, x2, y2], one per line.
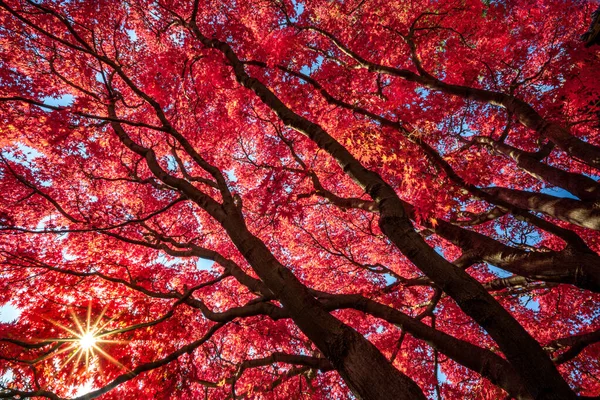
[1, 0, 600, 398]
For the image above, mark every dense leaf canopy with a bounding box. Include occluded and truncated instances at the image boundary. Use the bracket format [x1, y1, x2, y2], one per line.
[0, 0, 599, 398]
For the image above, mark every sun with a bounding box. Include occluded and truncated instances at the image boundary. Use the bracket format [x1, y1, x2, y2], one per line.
[43, 303, 130, 374]
[78, 331, 97, 350]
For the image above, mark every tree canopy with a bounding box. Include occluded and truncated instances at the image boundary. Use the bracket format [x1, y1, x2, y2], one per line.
[0, 0, 599, 399]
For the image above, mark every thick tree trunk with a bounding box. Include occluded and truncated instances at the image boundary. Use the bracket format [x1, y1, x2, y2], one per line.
[110, 105, 426, 399]
[375, 211, 577, 399]
[186, 26, 577, 399]
[221, 221, 426, 400]
[322, 293, 532, 400]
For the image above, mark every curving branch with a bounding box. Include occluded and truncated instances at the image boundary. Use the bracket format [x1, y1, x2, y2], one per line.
[181, 17, 580, 397]
[471, 136, 600, 201]
[316, 291, 531, 399]
[545, 328, 600, 365]
[482, 187, 600, 231]
[286, 20, 600, 169]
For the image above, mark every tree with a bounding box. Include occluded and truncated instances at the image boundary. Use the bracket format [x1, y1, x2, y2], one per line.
[0, 0, 599, 398]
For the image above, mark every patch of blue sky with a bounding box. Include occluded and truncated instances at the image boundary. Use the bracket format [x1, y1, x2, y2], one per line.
[519, 295, 540, 312]
[487, 263, 511, 278]
[165, 154, 178, 172]
[436, 367, 448, 391]
[4, 144, 55, 188]
[155, 253, 185, 268]
[2, 144, 45, 186]
[225, 168, 238, 182]
[283, 183, 294, 194]
[42, 94, 74, 108]
[148, 7, 161, 22]
[577, 305, 600, 326]
[299, 55, 324, 77]
[3, 143, 42, 166]
[586, 170, 600, 180]
[382, 272, 395, 285]
[170, 30, 186, 46]
[540, 186, 578, 199]
[75, 142, 91, 159]
[289, 0, 305, 23]
[126, 29, 137, 42]
[196, 258, 214, 271]
[0, 303, 21, 323]
[530, 83, 554, 95]
[415, 87, 430, 99]
[95, 72, 105, 83]
[1, 370, 14, 385]
[38, 178, 53, 187]
[299, 65, 310, 76]
[441, 118, 478, 141]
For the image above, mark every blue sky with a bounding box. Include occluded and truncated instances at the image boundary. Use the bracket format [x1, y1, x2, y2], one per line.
[0, 303, 20, 323]
[42, 94, 74, 108]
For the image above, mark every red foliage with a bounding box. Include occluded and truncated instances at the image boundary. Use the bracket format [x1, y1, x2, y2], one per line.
[0, 0, 599, 398]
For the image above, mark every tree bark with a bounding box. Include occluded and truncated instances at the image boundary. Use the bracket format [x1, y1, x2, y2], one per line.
[186, 22, 577, 399]
[321, 293, 532, 400]
[433, 218, 600, 292]
[109, 102, 427, 400]
[293, 23, 600, 169]
[218, 220, 427, 400]
[484, 187, 600, 230]
[473, 137, 600, 201]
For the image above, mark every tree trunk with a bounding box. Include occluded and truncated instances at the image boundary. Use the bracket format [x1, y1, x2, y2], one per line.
[221, 220, 426, 400]
[186, 23, 576, 399]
